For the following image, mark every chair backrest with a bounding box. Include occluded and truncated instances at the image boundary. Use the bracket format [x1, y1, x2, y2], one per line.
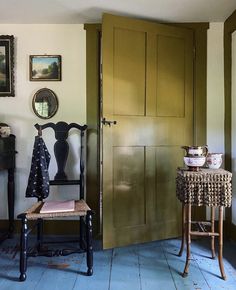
[35, 121, 87, 199]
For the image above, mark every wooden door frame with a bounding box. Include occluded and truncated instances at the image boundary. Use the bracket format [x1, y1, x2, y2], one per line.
[224, 10, 236, 239]
[84, 24, 102, 238]
[85, 21, 209, 240]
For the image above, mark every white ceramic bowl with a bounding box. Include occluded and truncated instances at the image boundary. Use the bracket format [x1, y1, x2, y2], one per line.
[184, 156, 206, 168]
[0, 126, 11, 138]
[206, 153, 222, 169]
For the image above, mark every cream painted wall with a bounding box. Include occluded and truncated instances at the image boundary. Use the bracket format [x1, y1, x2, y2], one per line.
[207, 23, 224, 156]
[231, 31, 236, 224]
[206, 23, 225, 220]
[0, 24, 86, 218]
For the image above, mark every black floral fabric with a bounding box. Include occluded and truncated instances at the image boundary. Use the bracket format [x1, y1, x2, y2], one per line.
[25, 136, 51, 199]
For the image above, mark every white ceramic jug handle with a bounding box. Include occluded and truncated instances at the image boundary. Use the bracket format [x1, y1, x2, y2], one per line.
[203, 145, 208, 156]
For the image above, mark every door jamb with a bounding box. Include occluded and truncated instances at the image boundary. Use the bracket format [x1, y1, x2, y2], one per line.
[224, 10, 236, 239]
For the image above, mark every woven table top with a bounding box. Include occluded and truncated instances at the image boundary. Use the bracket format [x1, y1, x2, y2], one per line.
[176, 168, 232, 207]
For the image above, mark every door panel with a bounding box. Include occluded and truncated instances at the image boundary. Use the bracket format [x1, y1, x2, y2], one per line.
[113, 28, 146, 116]
[145, 146, 182, 224]
[113, 146, 145, 228]
[102, 13, 193, 249]
[156, 35, 185, 117]
[154, 147, 182, 222]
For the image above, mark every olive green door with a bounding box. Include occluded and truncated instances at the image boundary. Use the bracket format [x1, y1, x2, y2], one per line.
[102, 14, 193, 249]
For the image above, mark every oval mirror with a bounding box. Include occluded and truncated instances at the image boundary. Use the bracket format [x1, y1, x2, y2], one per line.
[32, 88, 58, 119]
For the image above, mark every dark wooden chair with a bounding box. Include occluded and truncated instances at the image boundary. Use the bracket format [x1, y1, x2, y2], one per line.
[17, 121, 93, 281]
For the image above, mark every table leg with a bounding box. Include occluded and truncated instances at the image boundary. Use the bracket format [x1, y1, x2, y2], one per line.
[7, 168, 15, 237]
[183, 203, 191, 277]
[178, 203, 186, 256]
[218, 206, 226, 280]
[211, 206, 216, 259]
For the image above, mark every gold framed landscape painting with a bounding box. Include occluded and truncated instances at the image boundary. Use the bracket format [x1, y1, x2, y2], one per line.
[30, 55, 61, 81]
[0, 35, 14, 97]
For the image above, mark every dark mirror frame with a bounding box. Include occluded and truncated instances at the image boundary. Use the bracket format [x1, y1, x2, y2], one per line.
[32, 88, 59, 119]
[0, 35, 14, 97]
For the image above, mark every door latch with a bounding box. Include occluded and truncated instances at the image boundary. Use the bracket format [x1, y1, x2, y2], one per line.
[101, 117, 117, 127]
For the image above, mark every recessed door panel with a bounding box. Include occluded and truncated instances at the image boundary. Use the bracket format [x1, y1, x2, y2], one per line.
[113, 146, 145, 228]
[113, 28, 146, 116]
[156, 35, 185, 117]
[154, 146, 182, 222]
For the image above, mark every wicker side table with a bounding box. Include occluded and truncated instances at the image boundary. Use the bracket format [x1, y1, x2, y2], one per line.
[176, 168, 232, 280]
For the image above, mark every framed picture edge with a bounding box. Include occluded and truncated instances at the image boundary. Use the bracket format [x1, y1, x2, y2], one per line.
[32, 87, 59, 119]
[29, 54, 62, 81]
[0, 35, 15, 97]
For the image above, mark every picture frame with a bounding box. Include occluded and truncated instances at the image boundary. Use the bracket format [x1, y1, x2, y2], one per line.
[0, 35, 14, 97]
[32, 88, 59, 119]
[29, 55, 61, 81]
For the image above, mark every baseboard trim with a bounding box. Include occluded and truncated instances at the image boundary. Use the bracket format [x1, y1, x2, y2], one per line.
[228, 222, 236, 242]
[0, 219, 100, 238]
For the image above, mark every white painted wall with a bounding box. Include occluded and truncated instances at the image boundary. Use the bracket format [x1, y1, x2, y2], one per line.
[0, 24, 86, 218]
[207, 23, 225, 219]
[207, 23, 225, 156]
[231, 31, 236, 224]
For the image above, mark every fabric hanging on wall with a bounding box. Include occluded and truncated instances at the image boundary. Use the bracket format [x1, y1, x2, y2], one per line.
[25, 136, 51, 199]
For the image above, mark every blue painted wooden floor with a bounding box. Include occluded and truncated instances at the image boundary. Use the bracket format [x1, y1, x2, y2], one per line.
[0, 236, 236, 289]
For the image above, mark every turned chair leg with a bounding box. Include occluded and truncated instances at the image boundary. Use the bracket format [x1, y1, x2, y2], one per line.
[86, 210, 93, 276]
[80, 216, 86, 250]
[19, 216, 28, 282]
[37, 218, 43, 252]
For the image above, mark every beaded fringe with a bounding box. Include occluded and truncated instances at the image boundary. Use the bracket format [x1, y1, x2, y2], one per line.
[176, 168, 232, 207]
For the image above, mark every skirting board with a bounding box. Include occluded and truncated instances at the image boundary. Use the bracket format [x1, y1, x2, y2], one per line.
[0, 219, 100, 237]
[228, 222, 236, 241]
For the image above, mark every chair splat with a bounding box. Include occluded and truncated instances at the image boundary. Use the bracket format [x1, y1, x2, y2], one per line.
[34, 121, 87, 182]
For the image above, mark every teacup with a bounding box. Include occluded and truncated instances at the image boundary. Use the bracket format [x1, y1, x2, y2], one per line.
[206, 153, 223, 169]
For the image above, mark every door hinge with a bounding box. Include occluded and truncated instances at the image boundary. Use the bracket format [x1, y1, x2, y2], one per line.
[193, 47, 196, 60]
[100, 63, 102, 75]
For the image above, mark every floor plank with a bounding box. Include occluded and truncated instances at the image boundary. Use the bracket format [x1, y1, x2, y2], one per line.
[73, 249, 112, 290]
[191, 239, 236, 290]
[0, 239, 24, 289]
[0, 259, 47, 290]
[109, 245, 141, 290]
[34, 254, 83, 290]
[161, 239, 211, 290]
[0, 236, 236, 290]
[138, 241, 177, 290]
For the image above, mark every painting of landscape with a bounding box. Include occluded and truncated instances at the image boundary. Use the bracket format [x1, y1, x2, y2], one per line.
[0, 35, 14, 97]
[30, 55, 61, 81]
[0, 46, 6, 87]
